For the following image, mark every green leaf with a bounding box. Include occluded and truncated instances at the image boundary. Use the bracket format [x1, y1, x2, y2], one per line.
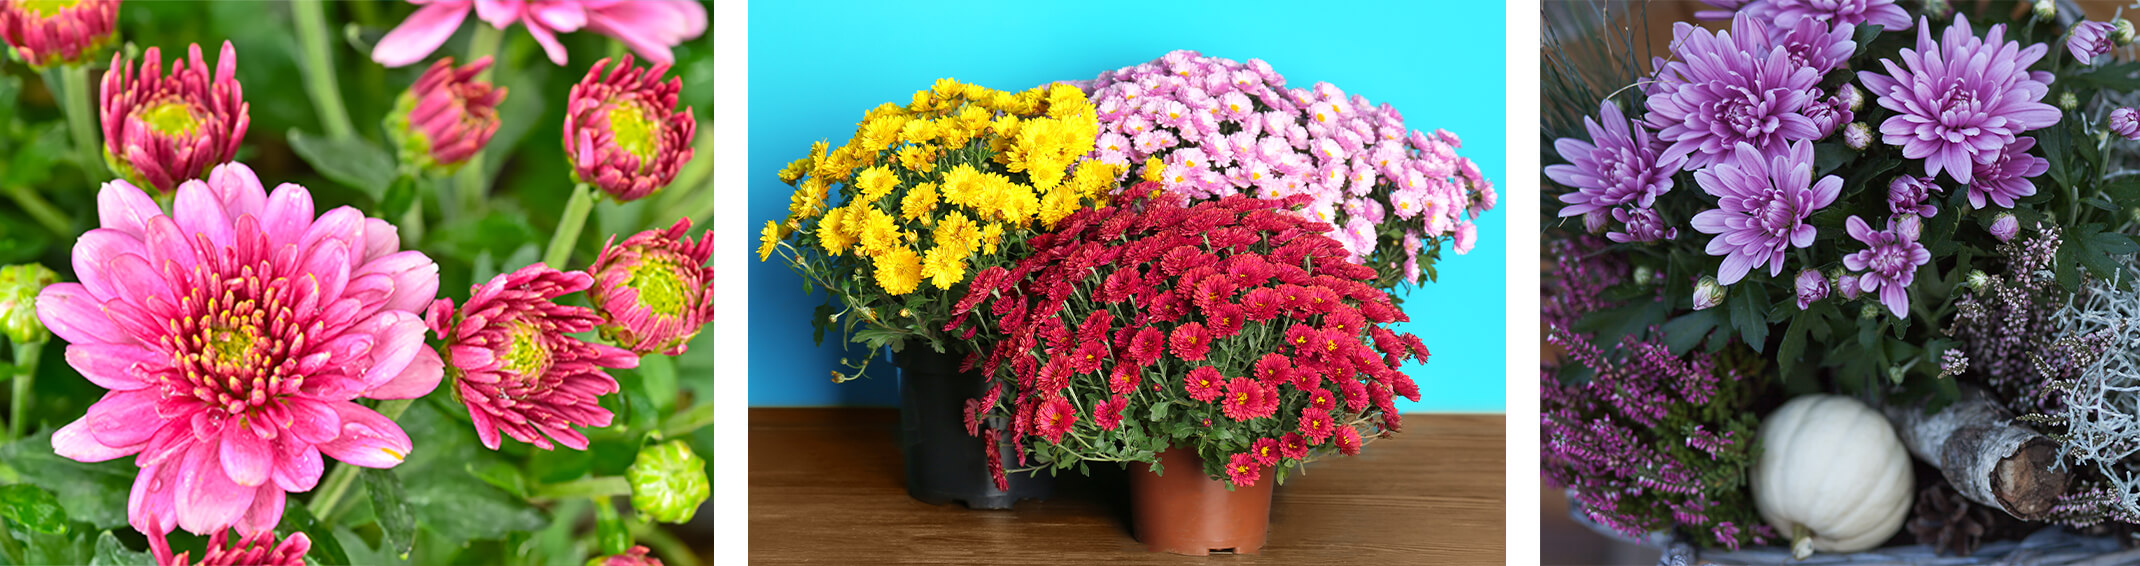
[274, 502, 351, 566]
[86, 530, 151, 566]
[287, 129, 395, 200]
[0, 484, 66, 535]
[638, 354, 679, 414]
[526, 445, 595, 484]
[403, 473, 544, 542]
[378, 174, 421, 221]
[2036, 120, 2074, 195]
[465, 460, 531, 499]
[1660, 310, 1719, 355]
[363, 469, 416, 559]
[0, 431, 138, 529]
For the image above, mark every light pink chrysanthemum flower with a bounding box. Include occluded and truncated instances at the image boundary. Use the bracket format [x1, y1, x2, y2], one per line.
[587, 218, 713, 356]
[427, 264, 637, 450]
[152, 527, 311, 566]
[101, 41, 250, 195]
[0, 0, 118, 70]
[565, 55, 697, 202]
[371, 0, 707, 68]
[37, 164, 443, 537]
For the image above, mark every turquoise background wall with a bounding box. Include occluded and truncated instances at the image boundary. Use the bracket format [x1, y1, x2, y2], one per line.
[747, 0, 1508, 412]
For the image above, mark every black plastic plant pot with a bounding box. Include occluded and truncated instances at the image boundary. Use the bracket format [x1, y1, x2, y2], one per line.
[895, 344, 1053, 509]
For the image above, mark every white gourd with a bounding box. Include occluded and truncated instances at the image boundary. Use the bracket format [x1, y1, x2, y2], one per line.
[1752, 394, 1913, 559]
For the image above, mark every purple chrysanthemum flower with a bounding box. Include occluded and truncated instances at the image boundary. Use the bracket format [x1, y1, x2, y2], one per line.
[1549, 100, 1685, 218]
[1843, 215, 1932, 317]
[1966, 137, 2049, 209]
[2112, 107, 2139, 140]
[1764, 0, 1913, 31]
[1857, 15, 2060, 184]
[1765, 16, 1859, 74]
[1887, 175, 1942, 217]
[2070, 21, 2115, 64]
[1608, 206, 1678, 243]
[1689, 140, 1842, 284]
[1989, 212, 2019, 241]
[1648, 15, 1825, 171]
[1802, 90, 1854, 140]
[1794, 268, 1829, 309]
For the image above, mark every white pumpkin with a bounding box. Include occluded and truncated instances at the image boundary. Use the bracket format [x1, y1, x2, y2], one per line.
[1752, 394, 1913, 559]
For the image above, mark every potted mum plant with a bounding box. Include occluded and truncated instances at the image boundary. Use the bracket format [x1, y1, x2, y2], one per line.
[757, 79, 1121, 508]
[948, 192, 1428, 555]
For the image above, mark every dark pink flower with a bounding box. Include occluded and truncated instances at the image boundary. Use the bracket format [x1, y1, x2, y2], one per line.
[1225, 452, 1262, 487]
[101, 41, 250, 194]
[1279, 433, 1309, 459]
[1184, 366, 1223, 402]
[152, 528, 311, 566]
[1032, 395, 1076, 443]
[565, 55, 697, 202]
[1249, 437, 1281, 466]
[1335, 425, 1363, 456]
[1094, 394, 1128, 431]
[1299, 407, 1336, 442]
[587, 218, 713, 355]
[1221, 377, 1270, 422]
[372, 0, 707, 67]
[0, 0, 117, 70]
[597, 545, 666, 566]
[1167, 321, 1211, 362]
[38, 166, 442, 537]
[390, 56, 506, 173]
[427, 264, 638, 450]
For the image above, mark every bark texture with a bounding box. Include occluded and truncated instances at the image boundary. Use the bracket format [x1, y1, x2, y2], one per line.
[1886, 387, 2068, 521]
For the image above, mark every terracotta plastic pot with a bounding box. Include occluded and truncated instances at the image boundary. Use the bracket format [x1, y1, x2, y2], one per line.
[1129, 447, 1275, 555]
[895, 344, 1052, 509]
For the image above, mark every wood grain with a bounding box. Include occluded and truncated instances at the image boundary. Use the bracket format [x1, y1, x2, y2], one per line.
[749, 408, 1504, 564]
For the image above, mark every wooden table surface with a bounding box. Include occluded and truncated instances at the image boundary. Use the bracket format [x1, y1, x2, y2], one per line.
[749, 408, 1505, 564]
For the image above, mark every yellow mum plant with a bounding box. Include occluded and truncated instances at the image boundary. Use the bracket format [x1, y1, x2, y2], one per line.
[759, 79, 1119, 380]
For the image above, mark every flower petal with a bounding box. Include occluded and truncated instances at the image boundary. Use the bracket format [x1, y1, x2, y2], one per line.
[271, 438, 323, 492]
[260, 183, 316, 251]
[220, 424, 273, 487]
[83, 389, 165, 449]
[176, 441, 256, 534]
[234, 485, 285, 536]
[173, 179, 236, 250]
[370, 345, 444, 400]
[52, 418, 144, 462]
[316, 402, 413, 468]
[66, 343, 164, 391]
[206, 162, 268, 221]
[36, 283, 126, 345]
[97, 180, 163, 238]
[371, 2, 470, 67]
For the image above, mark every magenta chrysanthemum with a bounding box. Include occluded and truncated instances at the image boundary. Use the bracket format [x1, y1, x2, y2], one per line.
[587, 218, 714, 356]
[0, 0, 117, 70]
[1647, 15, 1826, 170]
[390, 55, 506, 173]
[36, 164, 443, 537]
[427, 264, 637, 451]
[1965, 137, 2049, 209]
[1843, 215, 1931, 317]
[1857, 15, 2060, 184]
[1763, 16, 1858, 75]
[371, 0, 707, 68]
[1887, 175, 1942, 217]
[153, 528, 311, 566]
[565, 55, 697, 202]
[101, 41, 250, 195]
[1549, 99, 1684, 218]
[1690, 140, 1841, 284]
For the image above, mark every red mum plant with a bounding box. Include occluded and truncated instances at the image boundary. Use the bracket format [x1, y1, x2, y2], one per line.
[949, 193, 1426, 490]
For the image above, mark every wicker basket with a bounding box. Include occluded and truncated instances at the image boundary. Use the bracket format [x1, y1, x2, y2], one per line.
[1569, 495, 2140, 565]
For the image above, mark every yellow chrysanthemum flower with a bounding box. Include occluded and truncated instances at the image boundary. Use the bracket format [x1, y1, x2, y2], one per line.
[758, 220, 788, 261]
[920, 245, 967, 290]
[852, 205, 901, 256]
[1141, 156, 1165, 183]
[817, 205, 857, 256]
[872, 246, 922, 295]
[855, 166, 899, 202]
[901, 182, 940, 222]
[934, 210, 977, 251]
[789, 177, 827, 219]
[896, 144, 937, 172]
[979, 223, 1005, 254]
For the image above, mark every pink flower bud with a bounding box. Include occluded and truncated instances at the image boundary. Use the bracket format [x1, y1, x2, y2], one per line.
[1989, 212, 2019, 242]
[1794, 268, 1828, 309]
[100, 41, 249, 194]
[2112, 107, 2139, 141]
[390, 56, 506, 174]
[0, 0, 116, 70]
[588, 218, 715, 356]
[565, 55, 697, 202]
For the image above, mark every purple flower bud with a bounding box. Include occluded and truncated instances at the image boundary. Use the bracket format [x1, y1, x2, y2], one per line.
[1888, 175, 1942, 218]
[1844, 122, 1872, 150]
[1794, 268, 1828, 309]
[1894, 214, 1923, 241]
[1608, 207, 1678, 243]
[1831, 268, 1862, 300]
[1805, 94, 1853, 140]
[1990, 212, 2020, 241]
[1693, 276, 1727, 311]
[1837, 84, 1863, 112]
[2112, 107, 2139, 141]
[1584, 210, 1609, 234]
[2070, 21, 2115, 64]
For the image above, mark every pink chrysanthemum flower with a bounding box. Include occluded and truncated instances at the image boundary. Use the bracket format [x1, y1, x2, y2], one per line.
[565, 55, 698, 202]
[389, 56, 507, 174]
[1184, 366, 1223, 402]
[1857, 15, 2060, 184]
[1965, 137, 2049, 209]
[1031, 395, 1076, 443]
[587, 218, 713, 356]
[2070, 21, 2116, 64]
[101, 41, 250, 194]
[1548, 99, 1684, 219]
[1842, 215, 1931, 317]
[2111, 107, 2139, 141]
[427, 264, 637, 450]
[597, 546, 666, 566]
[371, 0, 707, 67]
[1690, 140, 1842, 284]
[0, 0, 117, 70]
[1225, 452, 1262, 487]
[153, 528, 311, 566]
[1647, 15, 1825, 170]
[38, 165, 443, 537]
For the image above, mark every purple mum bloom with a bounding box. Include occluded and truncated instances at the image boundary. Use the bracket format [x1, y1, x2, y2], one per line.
[1802, 90, 1855, 139]
[1648, 15, 1825, 171]
[1857, 15, 2060, 184]
[1966, 137, 2049, 209]
[1843, 215, 1932, 317]
[2070, 21, 2115, 64]
[1794, 268, 1829, 309]
[2112, 107, 2139, 140]
[1765, 17, 1859, 74]
[1608, 206, 1679, 244]
[1989, 212, 2019, 242]
[1690, 140, 1842, 284]
[1887, 175, 1943, 217]
[1765, 0, 1913, 31]
[1549, 100, 1685, 218]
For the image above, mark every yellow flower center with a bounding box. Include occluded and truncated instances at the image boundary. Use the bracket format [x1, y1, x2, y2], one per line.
[500, 321, 552, 377]
[626, 255, 689, 317]
[204, 322, 259, 368]
[606, 101, 661, 167]
[140, 101, 202, 135]
[19, 0, 79, 17]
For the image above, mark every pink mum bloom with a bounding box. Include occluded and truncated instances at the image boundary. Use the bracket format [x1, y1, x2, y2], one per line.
[372, 0, 707, 68]
[1857, 15, 2059, 184]
[587, 218, 714, 355]
[597, 546, 666, 566]
[2112, 107, 2139, 141]
[1965, 137, 2049, 209]
[38, 165, 443, 537]
[565, 55, 698, 202]
[0, 0, 117, 70]
[1842, 215, 1931, 317]
[152, 528, 311, 566]
[101, 41, 250, 194]
[390, 56, 507, 174]
[1689, 140, 1841, 284]
[1225, 452, 1262, 487]
[427, 264, 637, 450]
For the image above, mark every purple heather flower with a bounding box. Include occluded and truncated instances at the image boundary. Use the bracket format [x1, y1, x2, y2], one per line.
[1693, 276, 1728, 310]
[1990, 212, 2019, 241]
[2112, 107, 2139, 140]
[1549, 100, 1686, 218]
[1608, 206, 1678, 243]
[1844, 122, 1873, 150]
[1794, 268, 1829, 309]
[1966, 137, 2049, 209]
[1766, 0, 1912, 31]
[1887, 175, 1942, 217]
[2071, 21, 2116, 64]
[1648, 15, 1825, 171]
[1690, 140, 1842, 284]
[1843, 215, 1932, 317]
[1858, 15, 2060, 184]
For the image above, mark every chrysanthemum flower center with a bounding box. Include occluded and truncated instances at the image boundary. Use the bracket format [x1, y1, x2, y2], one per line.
[205, 322, 260, 367]
[169, 262, 300, 416]
[1720, 95, 1777, 139]
[1755, 192, 1798, 233]
[18, 0, 80, 17]
[1936, 81, 1983, 127]
[1867, 244, 1908, 273]
[624, 255, 689, 317]
[499, 321, 553, 377]
[605, 101, 661, 167]
[141, 101, 204, 136]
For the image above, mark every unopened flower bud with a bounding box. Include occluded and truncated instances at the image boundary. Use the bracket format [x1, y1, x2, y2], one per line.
[1861, 303, 1882, 319]
[627, 439, 709, 524]
[0, 0, 117, 70]
[2033, 0, 2055, 21]
[1831, 268, 1862, 301]
[1894, 214, 1923, 241]
[1844, 122, 1872, 150]
[1990, 212, 2019, 242]
[2114, 19, 2135, 45]
[566, 55, 698, 202]
[1837, 84, 1863, 112]
[1965, 269, 1991, 291]
[1921, 0, 1953, 19]
[102, 41, 250, 194]
[2059, 91, 2080, 111]
[1794, 268, 1828, 310]
[2070, 21, 2115, 65]
[1631, 265, 1656, 285]
[2111, 107, 2139, 141]
[0, 264, 58, 344]
[389, 56, 505, 176]
[1888, 365, 1908, 384]
[1693, 276, 1726, 311]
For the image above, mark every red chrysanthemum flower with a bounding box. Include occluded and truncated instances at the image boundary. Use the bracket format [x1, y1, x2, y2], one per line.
[1205, 303, 1246, 338]
[587, 218, 714, 355]
[1068, 341, 1108, 376]
[565, 55, 698, 202]
[1226, 452, 1262, 487]
[1336, 425, 1363, 456]
[1168, 321, 1211, 361]
[1076, 309, 1114, 345]
[1239, 287, 1281, 321]
[1248, 437, 1280, 466]
[0, 0, 117, 70]
[101, 41, 250, 194]
[1095, 394, 1128, 431]
[152, 528, 311, 566]
[427, 264, 640, 450]
[1279, 433, 1310, 459]
[1221, 377, 1272, 422]
[1184, 366, 1224, 402]
[1253, 353, 1293, 385]
[1107, 365, 1140, 395]
[1033, 395, 1078, 442]
[1299, 407, 1336, 442]
[1307, 388, 1336, 411]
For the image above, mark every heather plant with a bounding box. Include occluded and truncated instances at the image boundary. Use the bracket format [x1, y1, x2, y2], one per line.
[0, 2, 715, 564]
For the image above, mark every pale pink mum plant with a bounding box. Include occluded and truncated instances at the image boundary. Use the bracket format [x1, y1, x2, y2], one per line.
[372, 0, 708, 68]
[36, 164, 443, 537]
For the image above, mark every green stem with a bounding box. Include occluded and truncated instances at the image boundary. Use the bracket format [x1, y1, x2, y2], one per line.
[8, 340, 44, 442]
[58, 65, 103, 178]
[530, 475, 631, 500]
[307, 399, 414, 522]
[399, 199, 426, 248]
[5, 186, 72, 236]
[452, 25, 509, 218]
[543, 183, 595, 268]
[657, 402, 715, 440]
[293, 0, 356, 140]
[630, 522, 699, 566]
